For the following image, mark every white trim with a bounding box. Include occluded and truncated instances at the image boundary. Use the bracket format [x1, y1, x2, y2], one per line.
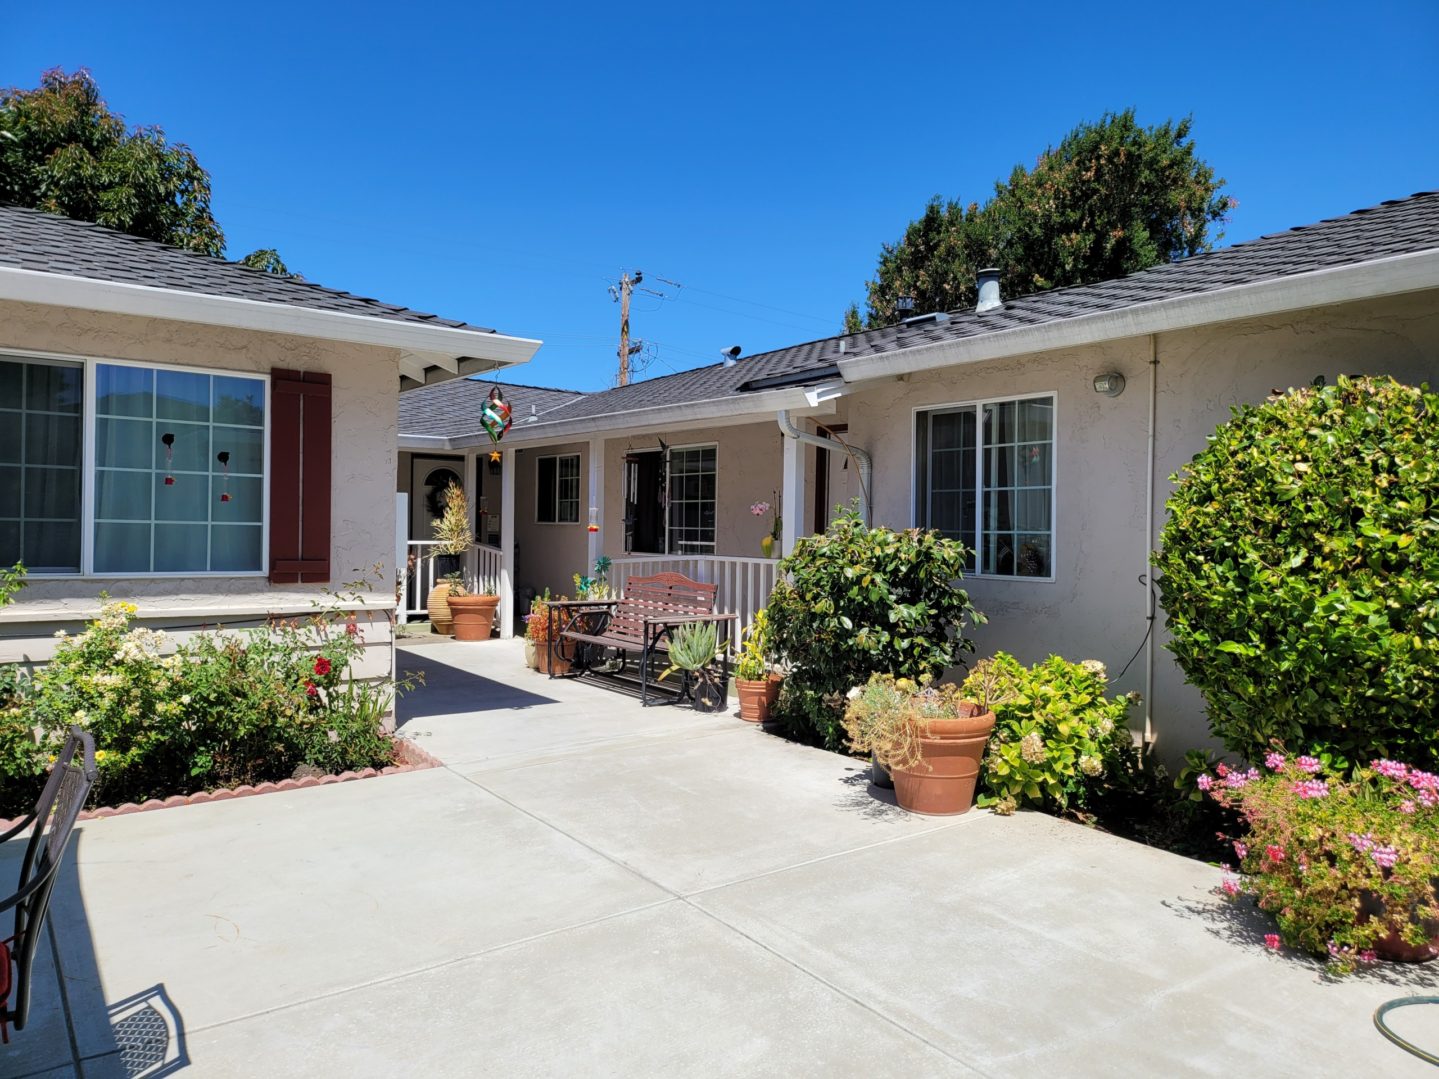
[841, 248, 1439, 383]
[0, 265, 543, 370]
[664, 442, 719, 554]
[534, 451, 581, 525]
[910, 390, 1058, 584]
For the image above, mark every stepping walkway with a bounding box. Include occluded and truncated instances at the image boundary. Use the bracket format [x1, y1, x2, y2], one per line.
[7, 638, 1436, 1077]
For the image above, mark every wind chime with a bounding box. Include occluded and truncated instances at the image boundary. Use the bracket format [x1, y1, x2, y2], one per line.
[161, 432, 176, 485]
[217, 451, 232, 502]
[481, 384, 512, 444]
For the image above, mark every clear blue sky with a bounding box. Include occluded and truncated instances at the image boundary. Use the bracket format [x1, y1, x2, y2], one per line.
[6, 2, 1437, 391]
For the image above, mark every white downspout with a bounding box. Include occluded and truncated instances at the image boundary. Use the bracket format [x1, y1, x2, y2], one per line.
[1143, 334, 1159, 748]
[776, 410, 873, 526]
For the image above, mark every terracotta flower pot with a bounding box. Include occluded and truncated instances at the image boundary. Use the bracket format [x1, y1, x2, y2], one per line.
[736, 673, 782, 723]
[889, 702, 996, 816]
[427, 581, 455, 634]
[537, 643, 570, 676]
[1358, 882, 1439, 963]
[449, 594, 499, 641]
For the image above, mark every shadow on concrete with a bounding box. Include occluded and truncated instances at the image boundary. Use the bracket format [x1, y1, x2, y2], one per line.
[833, 766, 911, 822]
[396, 653, 558, 723]
[102, 984, 190, 1077]
[1164, 893, 1439, 988]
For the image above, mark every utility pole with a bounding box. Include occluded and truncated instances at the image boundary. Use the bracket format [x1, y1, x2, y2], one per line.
[616, 270, 641, 387]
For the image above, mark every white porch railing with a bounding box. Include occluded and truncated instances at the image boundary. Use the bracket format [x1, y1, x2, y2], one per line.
[398, 540, 505, 624]
[609, 554, 780, 638]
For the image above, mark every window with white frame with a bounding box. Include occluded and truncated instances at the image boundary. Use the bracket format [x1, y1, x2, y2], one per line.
[0, 353, 268, 576]
[915, 395, 1054, 578]
[666, 445, 716, 553]
[536, 453, 580, 523]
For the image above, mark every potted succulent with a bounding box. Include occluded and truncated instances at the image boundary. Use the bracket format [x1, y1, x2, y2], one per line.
[843, 673, 996, 816]
[447, 575, 500, 642]
[734, 609, 781, 723]
[426, 482, 474, 635]
[663, 621, 729, 712]
[1205, 753, 1439, 973]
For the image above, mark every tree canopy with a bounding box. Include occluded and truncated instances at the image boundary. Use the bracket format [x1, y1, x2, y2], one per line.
[852, 110, 1231, 328]
[0, 69, 289, 273]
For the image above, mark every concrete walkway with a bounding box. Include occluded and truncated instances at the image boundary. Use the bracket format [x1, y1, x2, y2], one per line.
[7, 638, 1438, 1077]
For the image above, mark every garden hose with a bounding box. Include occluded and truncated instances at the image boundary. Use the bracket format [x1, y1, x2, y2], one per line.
[1374, 996, 1439, 1066]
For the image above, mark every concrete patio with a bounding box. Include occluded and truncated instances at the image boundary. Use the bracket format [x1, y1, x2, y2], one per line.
[7, 637, 1439, 1078]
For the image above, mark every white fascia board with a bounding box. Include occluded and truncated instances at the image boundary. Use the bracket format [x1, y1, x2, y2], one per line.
[398, 434, 456, 452]
[424, 386, 832, 452]
[0, 265, 543, 367]
[837, 249, 1439, 382]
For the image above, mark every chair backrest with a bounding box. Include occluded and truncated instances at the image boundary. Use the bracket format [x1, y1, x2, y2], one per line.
[4, 725, 97, 1035]
[605, 572, 719, 645]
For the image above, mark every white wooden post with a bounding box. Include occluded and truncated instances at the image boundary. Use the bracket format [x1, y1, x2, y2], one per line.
[587, 436, 604, 569]
[395, 492, 409, 625]
[781, 430, 803, 557]
[463, 449, 479, 586]
[499, 446, 517, 639]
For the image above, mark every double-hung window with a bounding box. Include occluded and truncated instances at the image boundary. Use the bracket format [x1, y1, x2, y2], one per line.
[666, 445, 716, 554]
[536, 453, 580, 523]
[915, 394, 1054, 578]
[0, 352, 269, 576]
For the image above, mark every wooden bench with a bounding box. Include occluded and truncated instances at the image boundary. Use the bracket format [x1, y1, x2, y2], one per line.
[547, 572, 736, 705]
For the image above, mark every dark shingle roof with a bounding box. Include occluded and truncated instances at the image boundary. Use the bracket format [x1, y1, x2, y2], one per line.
[405, 190, 1438, 440]
[0, 203, 500, 334]
[399, 379, 587, 438]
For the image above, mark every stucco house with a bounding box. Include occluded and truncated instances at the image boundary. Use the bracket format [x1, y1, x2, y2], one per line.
[398, 190, 1439, 761]
[0, 204, 540, 678]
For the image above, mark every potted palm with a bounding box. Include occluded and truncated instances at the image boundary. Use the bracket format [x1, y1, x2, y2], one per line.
[734, 609, 781, 723]
[843, 673, 996, 816]
[427, 482, 473, 635]
[663, 621, 729, 712]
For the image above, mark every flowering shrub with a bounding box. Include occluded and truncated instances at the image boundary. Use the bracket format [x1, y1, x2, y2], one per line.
[963, 652, 1136, 815]
[2, 600, 397, 814]
[1206, 753, 1439, 973]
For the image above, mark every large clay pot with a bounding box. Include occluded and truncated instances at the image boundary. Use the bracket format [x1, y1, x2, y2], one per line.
[427, 581, 455, 634]
[890, 702, 996, 816]
[537, 643, 570, 676]
[449, 594, 499, 641]
[736, 673, 782, 723]
[1359, 882, 1439, 963]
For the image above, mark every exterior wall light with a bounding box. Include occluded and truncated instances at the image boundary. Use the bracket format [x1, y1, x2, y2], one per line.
[1093, 372, 1126, 397]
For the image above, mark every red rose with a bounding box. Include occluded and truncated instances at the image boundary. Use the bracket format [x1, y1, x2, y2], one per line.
[314, 656, 332, 677]
[305, 680, 318, 697]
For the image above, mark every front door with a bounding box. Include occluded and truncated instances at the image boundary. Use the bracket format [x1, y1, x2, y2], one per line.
[623, 450, 665, 553]
[409, 456, 464, 541]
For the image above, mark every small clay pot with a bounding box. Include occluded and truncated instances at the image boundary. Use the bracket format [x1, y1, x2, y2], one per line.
[890, 702, 996, 816]
[736, 673, 782, 723]
[449, 594, 499, 641]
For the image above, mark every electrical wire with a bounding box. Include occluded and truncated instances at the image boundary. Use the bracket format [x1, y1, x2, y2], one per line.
[1111, 573, 1155, 683]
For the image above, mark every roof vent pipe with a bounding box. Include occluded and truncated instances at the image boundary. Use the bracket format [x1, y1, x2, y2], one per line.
[976, 268, 1002, 313]
[776, 410, 872, 527]
[721, 345, 742, 367]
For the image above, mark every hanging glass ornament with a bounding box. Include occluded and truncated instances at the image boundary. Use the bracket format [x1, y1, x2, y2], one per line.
[161, 432, 176, 485]
[217, 451, 232, 502]
[481, 385, 512, 444]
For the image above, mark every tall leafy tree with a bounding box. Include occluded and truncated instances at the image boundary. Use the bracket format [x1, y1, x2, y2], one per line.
[852, 110, 1232, 328]
[0, 69, 291, 274]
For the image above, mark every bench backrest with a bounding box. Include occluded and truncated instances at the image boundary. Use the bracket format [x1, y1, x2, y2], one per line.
[604, 572, 718, 646]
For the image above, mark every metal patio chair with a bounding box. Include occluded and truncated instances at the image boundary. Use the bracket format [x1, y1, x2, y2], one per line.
[0, 726, 97, 1043]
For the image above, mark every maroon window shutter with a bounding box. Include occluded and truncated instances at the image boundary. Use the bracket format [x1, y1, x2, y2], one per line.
[269, 368, 332, 583]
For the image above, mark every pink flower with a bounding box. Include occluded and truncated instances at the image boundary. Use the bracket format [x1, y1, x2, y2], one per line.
[1400, 800, 1417, 815]
[1295, 756, 1322, 774]
[1358, 950, 1378, 965]
[1215, 762, 1231, 777]
[1264, 751, 1287, 771]
[1222, 768, 1259, 790]
[1373, 760, 1409, 780]
[1371, 846, 1400, 870]
[1264, 934, 1281, 950]
[1265, 845, 1286, 864]
[313, 656, 332, 677]
[1293, 779, 1329, 799]
[1221, 877, 1240, 897]
[1196, 774, 1213, 791]
[749, 501, 771, 517]
[1347, 832, 1375, 855]
[305, 680, 318, 698]
[1233, 841, 1248, 859]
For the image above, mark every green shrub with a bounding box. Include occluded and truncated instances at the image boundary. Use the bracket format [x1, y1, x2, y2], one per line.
[18, 600, 397, 808]
[767, 507, 982, 750]
[1154, 376, 1439, 770]
[965, 652, 1136, 814]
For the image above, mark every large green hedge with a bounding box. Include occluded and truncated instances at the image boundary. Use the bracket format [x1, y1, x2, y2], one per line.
[1154, 375, 1439, 769]
[767, 507, 982, 750]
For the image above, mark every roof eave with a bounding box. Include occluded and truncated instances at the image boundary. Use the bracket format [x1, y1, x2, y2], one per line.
[837, 248, 1439, 382]
[0, 265, 543, 376]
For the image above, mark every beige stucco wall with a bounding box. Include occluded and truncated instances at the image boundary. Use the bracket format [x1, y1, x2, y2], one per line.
[0, 300, 399, 665]
[844, 289, 1439, 764]
[513, 440, 591, 599]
